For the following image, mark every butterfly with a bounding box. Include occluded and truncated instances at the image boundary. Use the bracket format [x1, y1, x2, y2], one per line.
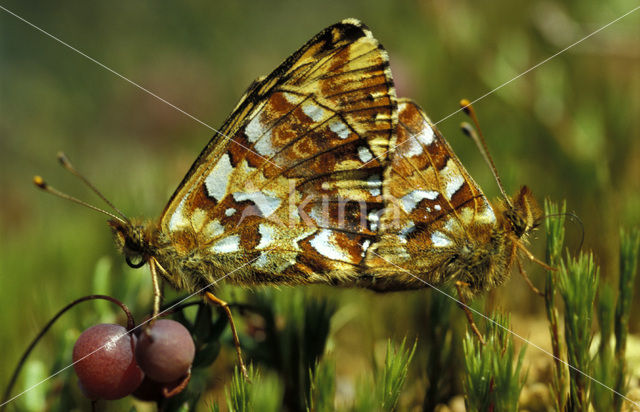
[37, 18, 542, 373]
[106, 18, 395, 295]
[362, 99, 542, 298]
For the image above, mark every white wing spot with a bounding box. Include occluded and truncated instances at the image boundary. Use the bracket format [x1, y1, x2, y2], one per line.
[477, 198, 497, 223]
[232, 191, 281, 217]
[368, 211, 380, 231]
[302, 102, 327, 122]
[329, 119, 350, 139]
[400, 190, 439, 213]
[402, 138, 423, 157]
[205, 153, 234, 202]
[416, 125, 435, 146]
[282, 92, 304, 105]
[439, 160, 465, 201]
[210, 235, 240, 253]
[256, 223, 277, 249]
[445, 174, 465, 200]
[434, 204, 442, 211]
[225, 208, 236, 217]
[253, 129, 276, 157]
[431, 231, 453, 247]
[168, 197, 189, 231]
[310, 229, 351, 261]
[361, 239, 371, 257]
[403, 126, 435, 157]
[358, 146, 373, 163]
[367, 174, 382, 196]
[245, 114, 267, 143]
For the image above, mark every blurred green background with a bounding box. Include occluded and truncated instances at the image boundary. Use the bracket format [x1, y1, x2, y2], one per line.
[1, 0, 639, 409]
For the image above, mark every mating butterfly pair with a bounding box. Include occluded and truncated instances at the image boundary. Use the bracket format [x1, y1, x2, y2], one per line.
[39, 18, 541, 373]
[109, 18, 539, 297]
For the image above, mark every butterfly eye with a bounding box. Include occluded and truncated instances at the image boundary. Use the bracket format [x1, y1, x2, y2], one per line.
[125, 255, 145, 269]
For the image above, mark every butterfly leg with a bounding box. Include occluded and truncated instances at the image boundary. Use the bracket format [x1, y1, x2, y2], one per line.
[144, 259, 164, 336]
[515, 241, 556, 272]
[454, 281, 485, 345]
[517, 258, 543, 296]
[149, 259, 163, 318]
[204, 291, 249, 379]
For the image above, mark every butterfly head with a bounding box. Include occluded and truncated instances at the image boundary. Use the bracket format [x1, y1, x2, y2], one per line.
[108, 218, 156, 268]
[504, 186, 542, 239]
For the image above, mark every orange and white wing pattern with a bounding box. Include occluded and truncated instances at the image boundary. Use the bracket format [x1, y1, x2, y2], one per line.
[158, 19, 397, 286]
[367, 99, 499, 281]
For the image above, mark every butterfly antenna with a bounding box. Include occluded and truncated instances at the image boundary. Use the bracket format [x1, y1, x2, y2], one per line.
[55, 152, 130, 223]
[540, 211, 585, 252]
[459, 99, 513, 209]
[33, 176, 127, 224]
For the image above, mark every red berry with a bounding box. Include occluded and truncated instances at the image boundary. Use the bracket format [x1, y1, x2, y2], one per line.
[72, 324, 144, 400]
[135, 319, 195, 383]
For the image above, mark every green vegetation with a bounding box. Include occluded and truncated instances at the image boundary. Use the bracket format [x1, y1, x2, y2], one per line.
[462, 314, 527, 412]
[539, 202, 639, 411]
[558, 253, 599, 409]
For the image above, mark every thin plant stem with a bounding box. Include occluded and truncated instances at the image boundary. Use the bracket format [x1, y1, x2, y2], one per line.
[543, 200, 568, 410]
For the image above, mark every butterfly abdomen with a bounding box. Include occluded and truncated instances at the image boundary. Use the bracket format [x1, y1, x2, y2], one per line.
[151, 235, 362, 292]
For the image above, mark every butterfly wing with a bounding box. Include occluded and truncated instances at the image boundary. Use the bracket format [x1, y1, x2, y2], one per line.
[159, 19, 396, 285]
[366, 99, 498, 283]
